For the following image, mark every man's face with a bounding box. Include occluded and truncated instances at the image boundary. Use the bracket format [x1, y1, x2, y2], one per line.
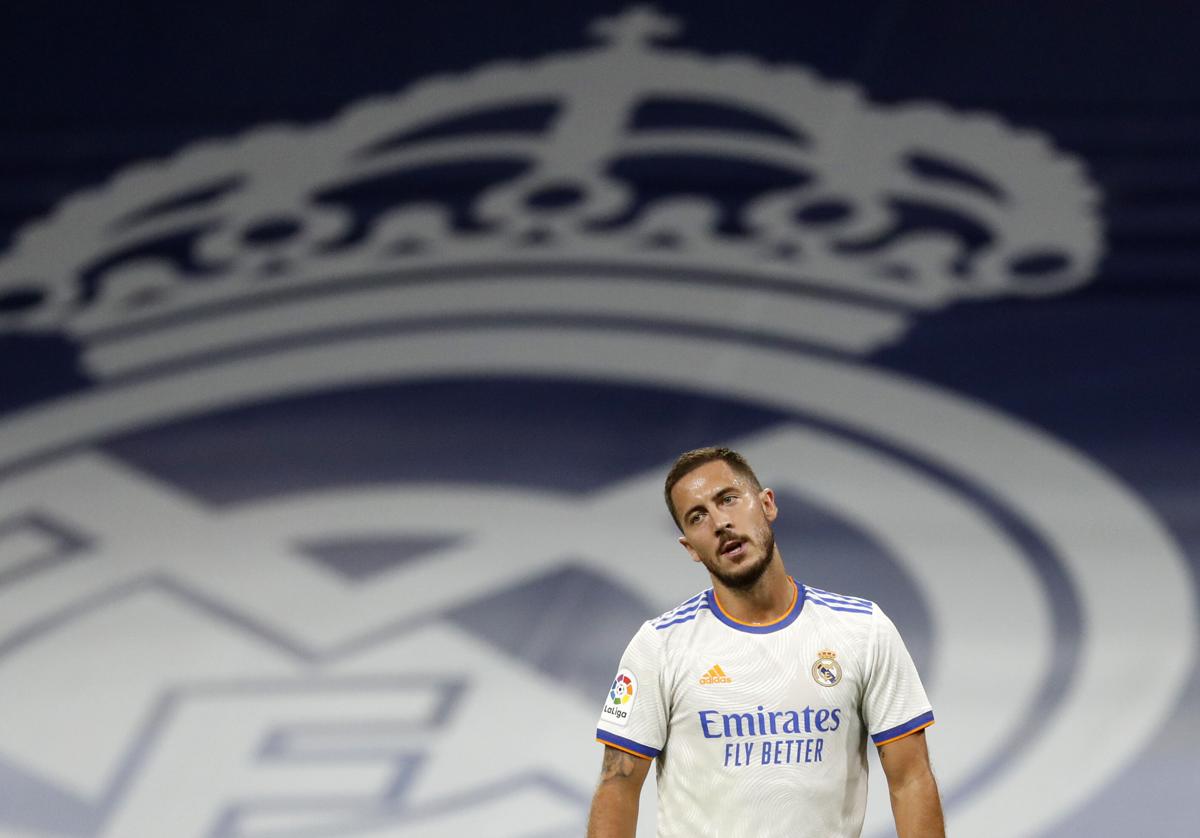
[671, 460, 779, 590]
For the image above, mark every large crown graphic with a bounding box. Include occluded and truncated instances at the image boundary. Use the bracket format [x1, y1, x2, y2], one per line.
[0, 6, 1101, 379]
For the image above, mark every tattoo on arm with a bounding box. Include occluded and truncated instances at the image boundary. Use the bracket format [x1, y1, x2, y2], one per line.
[600, 746, 640, 782]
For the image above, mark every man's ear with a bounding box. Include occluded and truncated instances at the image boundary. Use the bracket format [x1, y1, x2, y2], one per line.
[760, 487, 778, 522]
[678, 536, 703, 564]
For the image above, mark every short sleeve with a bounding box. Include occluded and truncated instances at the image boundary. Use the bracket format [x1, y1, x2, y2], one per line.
[862, 605, 934, 746]
[595, 622, 668, 759]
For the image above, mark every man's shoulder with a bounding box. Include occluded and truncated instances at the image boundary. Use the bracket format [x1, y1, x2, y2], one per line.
[645, 588, 713, 633]
[801, 584, 877, 619]
[800, 585, 884, 647]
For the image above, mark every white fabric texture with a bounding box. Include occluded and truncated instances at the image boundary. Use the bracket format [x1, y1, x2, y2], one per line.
[595, 580, 933, 838]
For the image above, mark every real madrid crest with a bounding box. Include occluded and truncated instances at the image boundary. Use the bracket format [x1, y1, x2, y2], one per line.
[812, 650, 842, 687]
[0, 6, 1193, 837]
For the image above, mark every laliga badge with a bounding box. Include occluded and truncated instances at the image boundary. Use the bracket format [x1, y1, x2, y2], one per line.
[603, 668, 637, 726]
[812, 650, 842, 687]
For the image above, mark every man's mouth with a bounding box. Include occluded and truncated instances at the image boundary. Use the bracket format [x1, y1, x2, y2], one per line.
[720, 538, 747, 559]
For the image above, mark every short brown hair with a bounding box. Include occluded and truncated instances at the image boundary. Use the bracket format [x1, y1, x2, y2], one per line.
[664, 446, 763, 529]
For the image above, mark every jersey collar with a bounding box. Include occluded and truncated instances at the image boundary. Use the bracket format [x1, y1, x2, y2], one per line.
[706, 577, 805, 634]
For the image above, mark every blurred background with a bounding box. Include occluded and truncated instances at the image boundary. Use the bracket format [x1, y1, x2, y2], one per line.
[0, 2, 1197, 836]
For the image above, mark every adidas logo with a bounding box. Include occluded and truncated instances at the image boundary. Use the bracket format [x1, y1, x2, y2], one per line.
[699, 664, 733, 685]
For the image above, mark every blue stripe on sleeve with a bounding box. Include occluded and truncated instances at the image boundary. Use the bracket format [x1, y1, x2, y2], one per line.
[596, 729, 660, 758]
[652, 600, 705, 624]
[653, 600, 706, 624]
[807, 587, 872, 606]
[652, 592, 708, 624]
[807, 594, 873, 614]
[871, 710, 935, 745]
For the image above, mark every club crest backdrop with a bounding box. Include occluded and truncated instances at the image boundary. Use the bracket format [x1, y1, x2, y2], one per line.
[0, 4, 1197, 836]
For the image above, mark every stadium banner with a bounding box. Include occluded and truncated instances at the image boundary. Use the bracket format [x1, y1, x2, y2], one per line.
[0, 4, 1196, 836]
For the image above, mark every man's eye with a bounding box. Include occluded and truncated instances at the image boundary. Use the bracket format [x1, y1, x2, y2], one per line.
[721, 494, 737, 504]
[689, 512, 705, 524]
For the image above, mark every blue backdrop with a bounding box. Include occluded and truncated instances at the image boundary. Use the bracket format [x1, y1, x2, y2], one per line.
[0, 3, 1196, 836]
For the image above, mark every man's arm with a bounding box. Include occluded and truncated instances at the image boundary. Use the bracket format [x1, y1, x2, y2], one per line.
[585, 745, 652, 838]
[878, 730, 945, 838]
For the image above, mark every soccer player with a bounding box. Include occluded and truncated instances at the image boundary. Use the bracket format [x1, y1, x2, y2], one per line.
[586, 447, 944, 838]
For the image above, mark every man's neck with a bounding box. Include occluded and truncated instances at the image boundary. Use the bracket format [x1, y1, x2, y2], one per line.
[711, 557, 794, 625]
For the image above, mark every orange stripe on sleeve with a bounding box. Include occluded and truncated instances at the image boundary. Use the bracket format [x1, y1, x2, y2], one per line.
[596, 738, 654, 760]
[873, 719, 934, 747]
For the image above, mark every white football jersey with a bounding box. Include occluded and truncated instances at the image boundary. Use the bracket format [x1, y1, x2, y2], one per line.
[595, 578, 933, 838]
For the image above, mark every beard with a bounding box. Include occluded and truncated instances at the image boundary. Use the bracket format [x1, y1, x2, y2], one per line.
[702, 530, 776, 591]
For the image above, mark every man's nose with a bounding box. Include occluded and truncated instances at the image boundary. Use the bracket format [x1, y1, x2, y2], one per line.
[711, 508, 733, 531]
